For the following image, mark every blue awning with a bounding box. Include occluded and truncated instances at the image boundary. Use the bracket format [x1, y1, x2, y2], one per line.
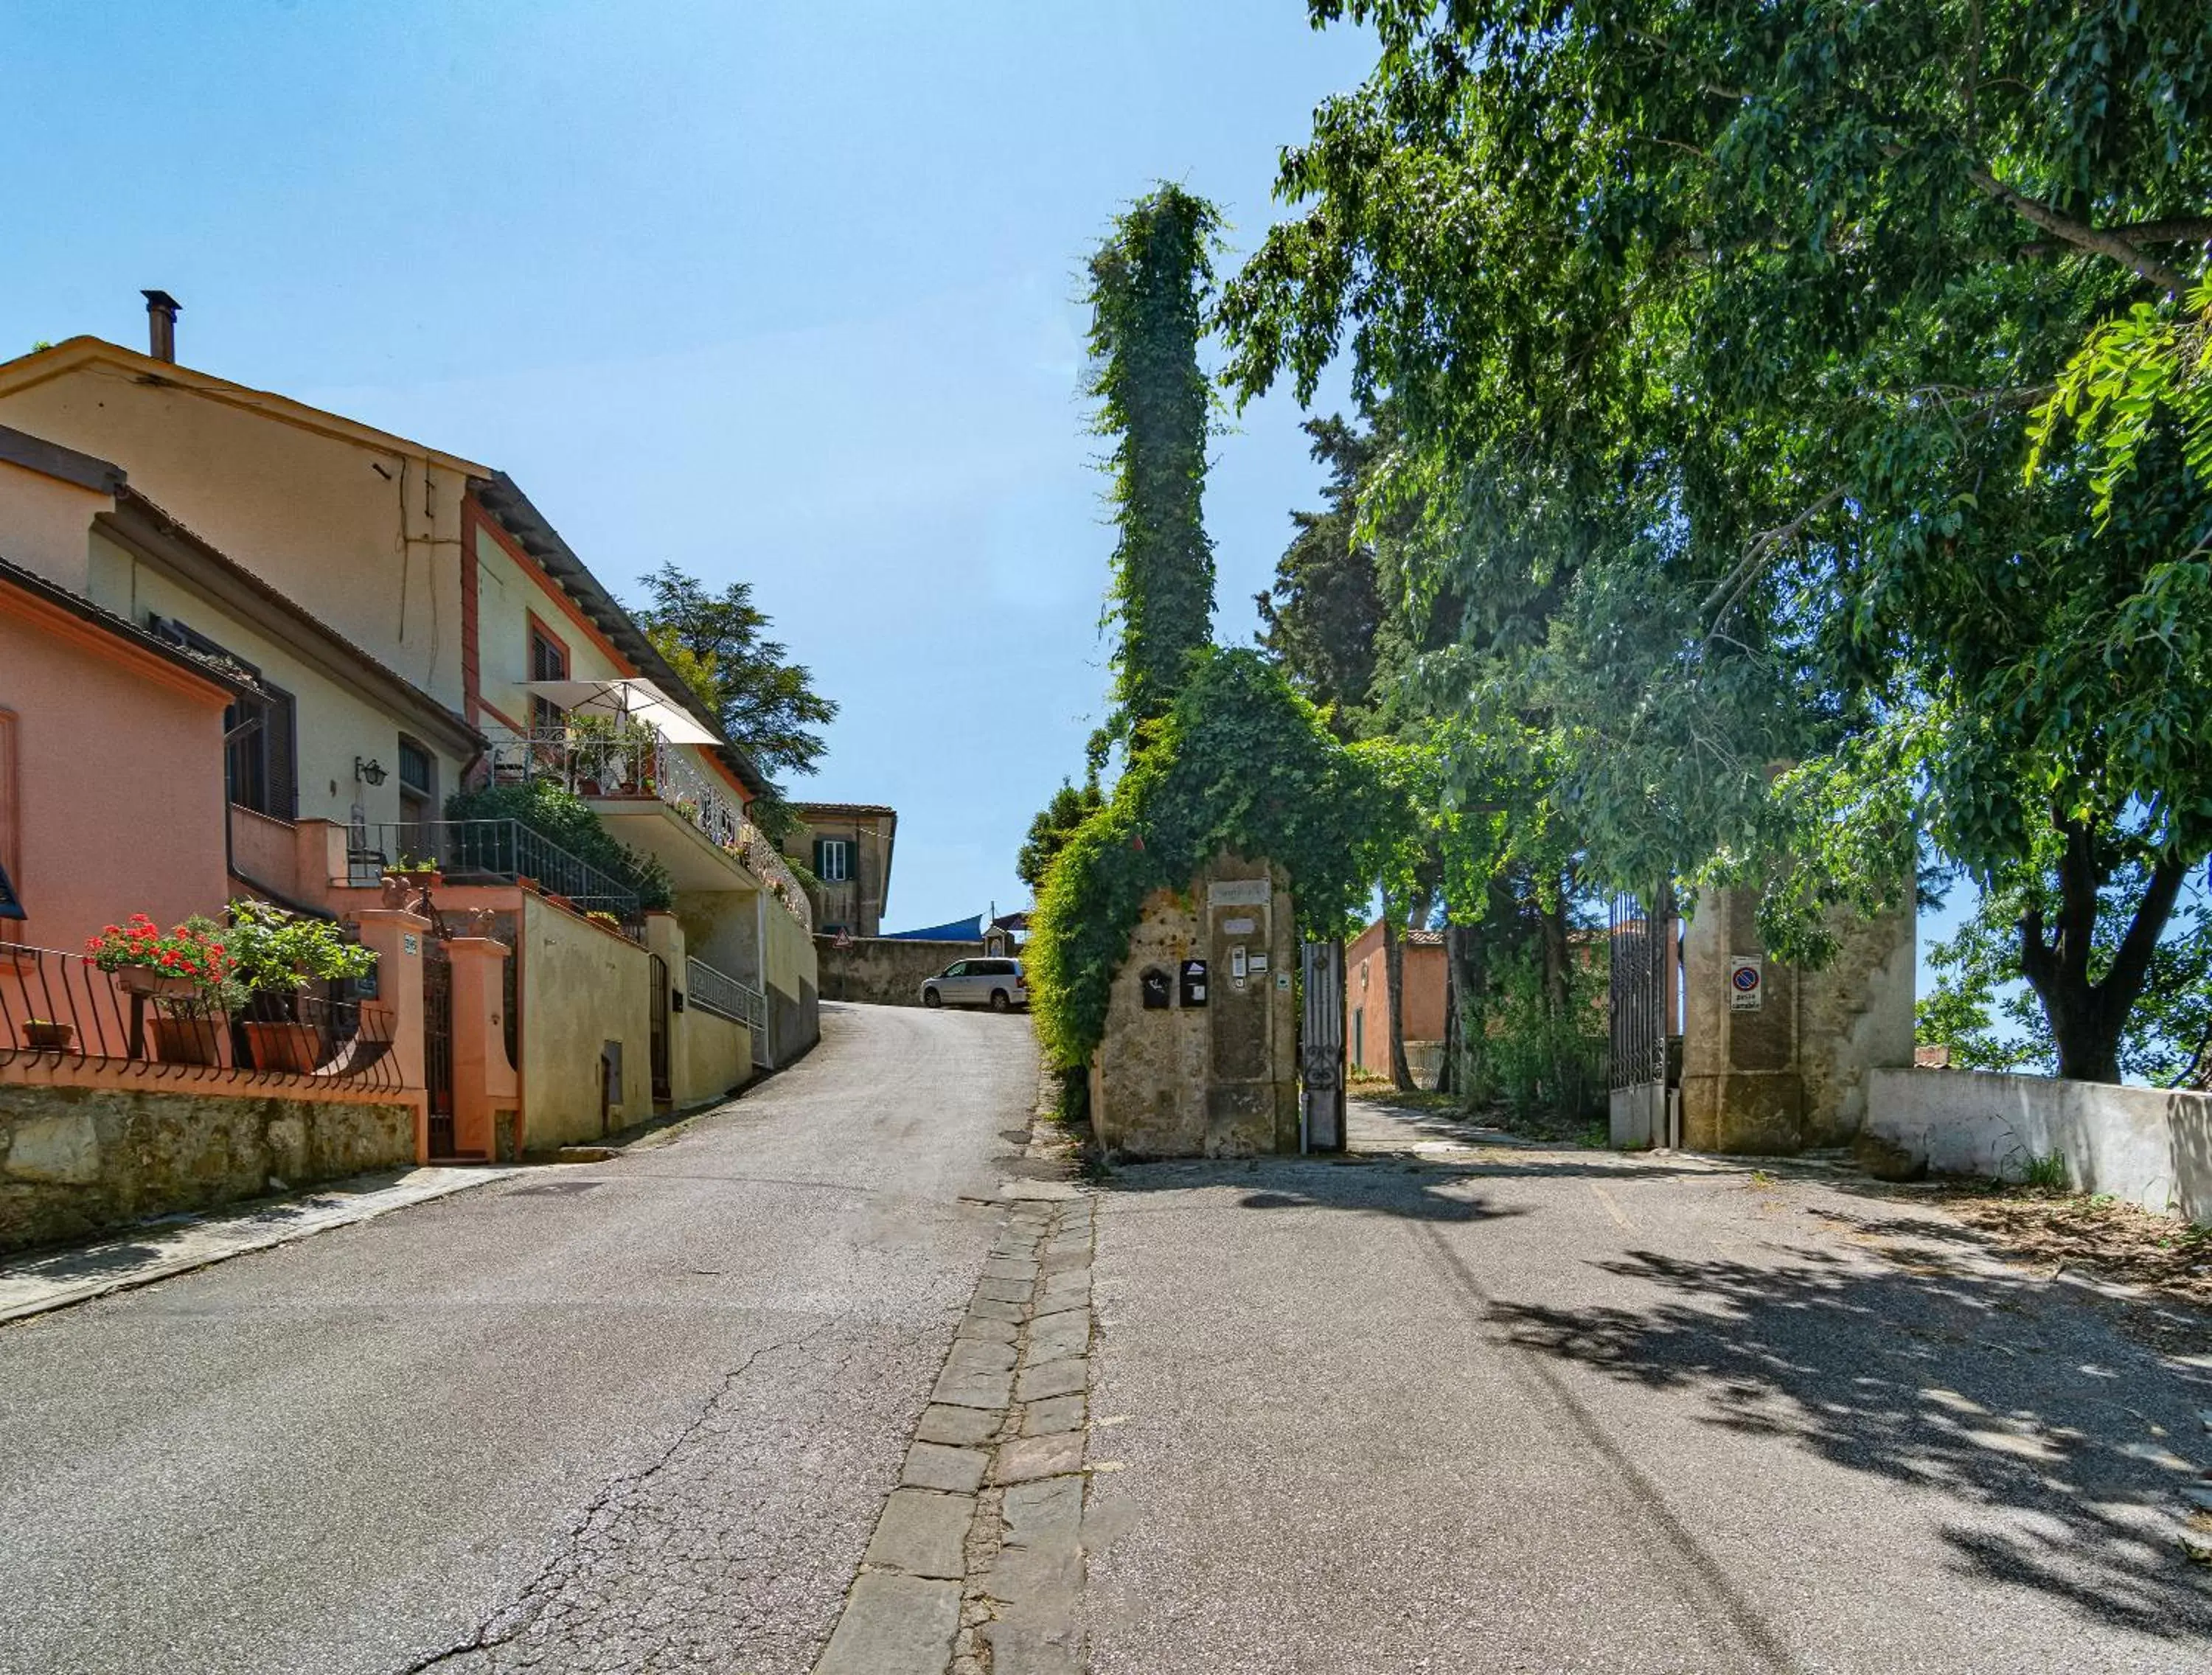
[880, 914, 983, 941]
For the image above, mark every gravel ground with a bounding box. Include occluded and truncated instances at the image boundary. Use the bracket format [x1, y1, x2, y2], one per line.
[0, 1001, 1037, 1675]
[1082, 1107, 2212, 1674]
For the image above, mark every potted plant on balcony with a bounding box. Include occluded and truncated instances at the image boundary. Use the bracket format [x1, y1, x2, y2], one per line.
[226, 901, 378, 1073]
[86, 914, 237, 1063]
[22, 1019, 73, 1051]
[566, 712, 621, 795]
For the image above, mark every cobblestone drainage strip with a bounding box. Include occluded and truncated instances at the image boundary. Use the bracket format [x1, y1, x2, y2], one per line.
[815, 1188, 1096, 1675]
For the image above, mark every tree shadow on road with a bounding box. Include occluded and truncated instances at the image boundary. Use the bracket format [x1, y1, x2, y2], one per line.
[1096, 1155, 1541, 1225]
[1488, 1241, 2212, 1643]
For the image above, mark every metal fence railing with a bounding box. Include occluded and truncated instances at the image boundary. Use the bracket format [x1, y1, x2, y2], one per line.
[480, 726, 813, 933]
[346, 818, 644, 935]
[0, 943, 403, 1091]
[685, 955, 766, 1031]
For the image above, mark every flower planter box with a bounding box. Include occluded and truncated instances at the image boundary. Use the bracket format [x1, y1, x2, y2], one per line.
[151, 1012, 223, 1065]
[115, 968, 198, 1001]
[23, 1020, 74, 1051]
[243, 1020, 323, 1075]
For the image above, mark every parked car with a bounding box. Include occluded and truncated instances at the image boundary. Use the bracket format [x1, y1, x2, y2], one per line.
[920, 957, 1027, 1012]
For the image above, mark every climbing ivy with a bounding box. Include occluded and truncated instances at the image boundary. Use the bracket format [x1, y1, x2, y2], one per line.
[1084, 184, 1222, 734]
[1026, 650, 1392, 1068]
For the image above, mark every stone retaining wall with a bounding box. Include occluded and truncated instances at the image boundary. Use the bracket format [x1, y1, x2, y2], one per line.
[815, 937, 984, 1007]
[0, 1083, 416, 1253]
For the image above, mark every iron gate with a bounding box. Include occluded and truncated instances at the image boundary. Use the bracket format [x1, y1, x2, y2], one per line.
[423, 941, 456, 1157]
[1607, 886, 1675, 1146]
[1300, 939, 1346, 1151]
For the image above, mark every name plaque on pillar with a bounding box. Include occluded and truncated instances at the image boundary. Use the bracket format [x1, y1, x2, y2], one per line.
[1206, 879, 1273, 908]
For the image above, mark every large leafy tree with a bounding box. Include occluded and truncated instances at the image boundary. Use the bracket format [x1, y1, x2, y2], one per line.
[1085, 186, 1223, 734]
[1223, 0, 2212, 1081]
[1016, 779, 1105, 896]
[631, 563, 838, 843]
[1256, 414, 1385, 734]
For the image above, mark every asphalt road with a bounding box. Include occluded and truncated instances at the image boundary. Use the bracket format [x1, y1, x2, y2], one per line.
[0, 1001, 1038, 1675]
[1083, 1105, 2212, 1674]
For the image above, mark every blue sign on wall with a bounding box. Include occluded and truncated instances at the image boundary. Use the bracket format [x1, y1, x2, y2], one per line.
[0, 855, 22, 921]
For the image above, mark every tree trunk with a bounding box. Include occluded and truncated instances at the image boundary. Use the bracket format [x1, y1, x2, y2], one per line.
[1382, 906, 1413, 1092]
[1442, 917, 1489, 1104]
[2017, 829, 2188, 1083]
[1540, 885, 1571, 1015]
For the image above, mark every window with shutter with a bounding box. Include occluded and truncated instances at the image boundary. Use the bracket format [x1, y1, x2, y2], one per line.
[264, 684, 297, 820]
[529, 621, 568, 732]
[0, 709, 19, 921]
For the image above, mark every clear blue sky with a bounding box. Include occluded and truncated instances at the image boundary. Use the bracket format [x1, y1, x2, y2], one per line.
[1, 0, 1374, 931]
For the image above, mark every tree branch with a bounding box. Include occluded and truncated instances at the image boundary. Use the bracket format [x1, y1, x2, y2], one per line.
[1701, 488, 1845, 630]
[1962, 166, 2192, 294]
[2098, 853, 2188, 1017]
[2056, 821, 2101, 990]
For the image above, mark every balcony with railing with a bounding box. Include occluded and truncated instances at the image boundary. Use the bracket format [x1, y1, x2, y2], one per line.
[342, 818, 645, 936]
[481, 725, 812, 929]
[0, 943, 403, 1092]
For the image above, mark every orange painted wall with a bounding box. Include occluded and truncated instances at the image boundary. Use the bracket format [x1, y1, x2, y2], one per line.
[1343, 919, 1448, 1073]
[0, 590, 230, 955]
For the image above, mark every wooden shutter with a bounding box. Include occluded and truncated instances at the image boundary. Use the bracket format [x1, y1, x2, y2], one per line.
[265, 684, 298, 820]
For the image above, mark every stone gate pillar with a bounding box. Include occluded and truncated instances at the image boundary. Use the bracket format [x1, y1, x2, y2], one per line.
[1089, 854, 1300, 1157]
[1680, 888, 1914, 1154]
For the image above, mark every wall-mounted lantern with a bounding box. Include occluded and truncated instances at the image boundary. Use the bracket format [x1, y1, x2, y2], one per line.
[355, 756, 389, 786]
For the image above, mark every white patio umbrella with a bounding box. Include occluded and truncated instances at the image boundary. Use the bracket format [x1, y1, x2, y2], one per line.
[518, 677, 721, 745]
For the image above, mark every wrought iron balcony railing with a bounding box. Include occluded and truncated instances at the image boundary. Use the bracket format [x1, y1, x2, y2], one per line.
[345, 818, 644, 937]
[481, 726, 813, 931]
[0, 943, 402, 1090]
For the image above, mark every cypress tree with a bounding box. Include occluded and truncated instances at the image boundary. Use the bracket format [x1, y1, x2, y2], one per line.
[1083, 185, 1221, 733]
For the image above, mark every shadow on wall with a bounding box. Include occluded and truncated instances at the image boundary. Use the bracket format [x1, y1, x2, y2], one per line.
[1868, 1068, 2212, 1224]
[1493, 1239, 2212, 1641]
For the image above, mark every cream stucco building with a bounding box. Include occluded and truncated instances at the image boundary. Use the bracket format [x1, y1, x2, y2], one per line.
[0, 304, 818, 1146]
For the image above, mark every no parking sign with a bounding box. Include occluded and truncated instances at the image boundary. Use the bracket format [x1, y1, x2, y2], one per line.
[1729, 955, 1764, 1011]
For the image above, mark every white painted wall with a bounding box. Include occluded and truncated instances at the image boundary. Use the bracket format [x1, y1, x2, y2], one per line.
[1866, 1067, 2212, 1225]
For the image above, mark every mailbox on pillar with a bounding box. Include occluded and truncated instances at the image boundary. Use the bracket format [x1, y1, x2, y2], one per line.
[1140, 967, 1172, 1009]
[1178, 959, 1208, 1007]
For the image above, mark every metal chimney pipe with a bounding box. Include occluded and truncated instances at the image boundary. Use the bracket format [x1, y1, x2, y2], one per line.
[142, 290, 181, 362]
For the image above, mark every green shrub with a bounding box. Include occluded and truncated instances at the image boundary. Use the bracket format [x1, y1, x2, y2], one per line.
[2020, 1151, 2070, 1192]
[1026, 649, 1388, 1068]
[445, 780, 675, 910]
[1471, 953, 1610, 1123]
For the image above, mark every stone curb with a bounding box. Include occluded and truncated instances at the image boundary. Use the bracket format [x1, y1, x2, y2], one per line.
[0, 1166, 521, 1328]
[813, 1186, 1098, 1675]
